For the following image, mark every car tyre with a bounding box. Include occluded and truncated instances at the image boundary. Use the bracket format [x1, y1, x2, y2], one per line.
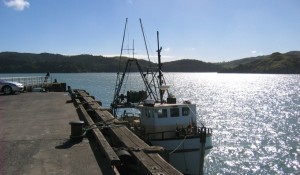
[3, 86, 13, 95]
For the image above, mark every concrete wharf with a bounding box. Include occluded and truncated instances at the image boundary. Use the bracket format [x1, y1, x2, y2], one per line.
[0, 88, 182, 175]
[0, 91, 113, 175]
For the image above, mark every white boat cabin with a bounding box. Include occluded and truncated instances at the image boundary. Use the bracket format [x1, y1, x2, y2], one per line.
[136, 101, 197, 139]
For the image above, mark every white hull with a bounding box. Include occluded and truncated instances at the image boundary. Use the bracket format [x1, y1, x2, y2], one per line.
[151, 135, 213, 175]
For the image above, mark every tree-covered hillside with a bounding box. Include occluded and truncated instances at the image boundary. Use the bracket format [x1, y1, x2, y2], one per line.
[0, 52, 152, 73]
[0, 51, 299, 73]
[221, 51, 300, 74]
[163, 59, 222, 72]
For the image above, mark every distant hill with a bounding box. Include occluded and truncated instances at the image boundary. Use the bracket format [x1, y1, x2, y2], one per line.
[0, 51, 299, 73]
[220, 51, 300, 74]
[0, 52, 221, 73]
[218, 56, 266, 69]
[163, 59, 222, 72]
[0, 52, 153, 73]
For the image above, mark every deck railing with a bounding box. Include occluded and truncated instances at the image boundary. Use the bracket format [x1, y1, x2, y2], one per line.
[145, 127, 213, 140]
[0, 76, 51, 87]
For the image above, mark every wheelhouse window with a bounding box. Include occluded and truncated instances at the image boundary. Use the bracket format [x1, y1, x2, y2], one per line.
[144, 109, 152, 118]
[157, 109, 168, 118]
[170, 108, 179, 117]
[182, 107, 190, 116]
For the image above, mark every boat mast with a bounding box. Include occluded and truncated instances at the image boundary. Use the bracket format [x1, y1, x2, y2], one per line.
[157, 31, 163, 103]
[113, 18, 128, 104]
[139, 18, 151, 64]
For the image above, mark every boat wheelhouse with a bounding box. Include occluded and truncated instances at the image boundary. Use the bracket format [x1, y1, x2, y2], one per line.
[134, 97, 213, 175]
[137, 102, 197, 139]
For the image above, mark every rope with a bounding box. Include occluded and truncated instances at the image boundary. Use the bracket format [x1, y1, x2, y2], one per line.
[169, 135, 187, 155]
[83, 118, 123, 132]
[163, 72, 205, 127]
[183, 102, 205, 127]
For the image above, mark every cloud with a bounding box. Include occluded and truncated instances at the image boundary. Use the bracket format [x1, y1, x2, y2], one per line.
[4, 0, 30, 11]
[251, 50, 257, 54]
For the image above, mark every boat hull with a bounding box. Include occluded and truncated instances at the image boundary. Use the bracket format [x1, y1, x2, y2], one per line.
[151, 134, 213, 175]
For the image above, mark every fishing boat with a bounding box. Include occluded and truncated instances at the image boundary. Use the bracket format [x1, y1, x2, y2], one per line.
[111, 19, 213, 175]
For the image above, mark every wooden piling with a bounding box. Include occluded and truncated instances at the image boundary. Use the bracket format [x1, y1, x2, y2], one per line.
[77, 102, 121, 166]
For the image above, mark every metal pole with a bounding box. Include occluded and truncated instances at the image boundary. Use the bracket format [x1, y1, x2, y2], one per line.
[139, 18, 151, 63]
[113, 18, 128, 110]
[120, 18, 128, 63]
[199, 127, 207, 175]
[157, 31, 163, 103]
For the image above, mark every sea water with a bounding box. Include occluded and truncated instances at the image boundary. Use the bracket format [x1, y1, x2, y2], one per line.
[1, 73, 299, 174]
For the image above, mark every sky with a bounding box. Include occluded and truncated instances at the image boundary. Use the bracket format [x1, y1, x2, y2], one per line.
[1, 0, 300, 62]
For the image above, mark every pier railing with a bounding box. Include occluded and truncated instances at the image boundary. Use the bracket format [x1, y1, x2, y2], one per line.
[0, 76, 51, 87]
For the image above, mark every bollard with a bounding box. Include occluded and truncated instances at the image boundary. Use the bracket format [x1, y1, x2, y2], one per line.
[69, 121, 85, 140]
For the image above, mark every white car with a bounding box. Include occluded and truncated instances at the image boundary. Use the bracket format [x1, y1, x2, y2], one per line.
[0, 80, 24, 95]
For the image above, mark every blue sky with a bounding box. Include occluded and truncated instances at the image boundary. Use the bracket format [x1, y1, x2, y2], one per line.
[1, 0, 299, 62]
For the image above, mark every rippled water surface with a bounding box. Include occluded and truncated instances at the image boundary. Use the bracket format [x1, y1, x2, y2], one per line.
[1, 73, 299, 174]
[165, 73, 300, 175]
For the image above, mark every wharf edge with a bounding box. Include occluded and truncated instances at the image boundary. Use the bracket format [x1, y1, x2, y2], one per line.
[69, 87, 183, 175]
[0, 87, 182, 175]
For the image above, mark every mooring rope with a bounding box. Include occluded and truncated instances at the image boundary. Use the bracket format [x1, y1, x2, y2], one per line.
[177, 95, 205, 127]
[84, 122, 125, 132]
[169, 135, 187, 155]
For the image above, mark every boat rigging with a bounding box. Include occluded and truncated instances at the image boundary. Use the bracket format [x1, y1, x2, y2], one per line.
[111, 18, 213, 175]
[111, 18, 166, 115]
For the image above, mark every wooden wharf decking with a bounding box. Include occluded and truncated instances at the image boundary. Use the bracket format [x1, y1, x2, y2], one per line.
[71, 89, 183, 175]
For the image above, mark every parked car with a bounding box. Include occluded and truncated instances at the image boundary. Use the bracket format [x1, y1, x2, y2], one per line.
[0, 80, 24, 95]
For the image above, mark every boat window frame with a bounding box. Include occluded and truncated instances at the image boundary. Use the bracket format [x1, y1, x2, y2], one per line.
[156, 108, 168, 118]
[143, 109, 153, 118]
[170, 107, 179, 117]
[182, 107, 190, 116]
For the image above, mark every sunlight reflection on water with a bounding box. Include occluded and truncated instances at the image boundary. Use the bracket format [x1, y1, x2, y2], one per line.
[165, 73, 300, 175]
